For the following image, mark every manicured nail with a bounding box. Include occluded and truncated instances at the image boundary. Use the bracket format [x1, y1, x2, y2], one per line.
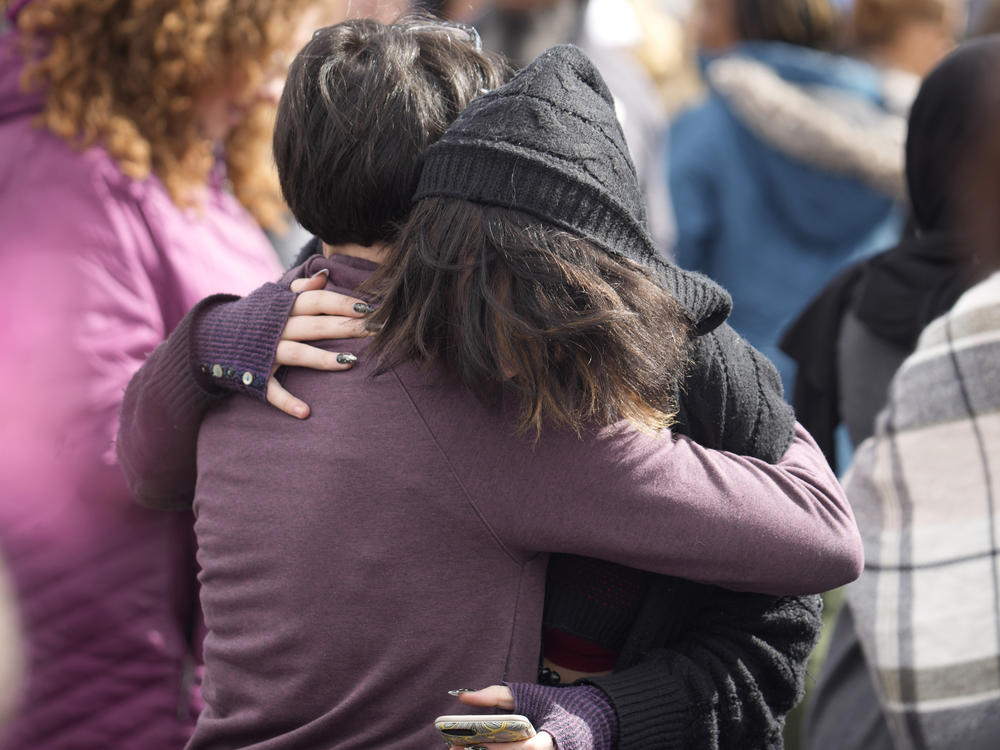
[310, 268, 329, 278]
[353, 302, 375, 314]
[447, 689, 474, 696]
[468, 745, 488, 750]
[336, 353, 357, 365]
[365, 318, 384, 333]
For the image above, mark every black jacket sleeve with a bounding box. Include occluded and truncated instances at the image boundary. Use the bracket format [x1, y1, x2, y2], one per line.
[590, 585, 822, 749]
[588, 323, 817, 749]
[674, 323, 796, 460]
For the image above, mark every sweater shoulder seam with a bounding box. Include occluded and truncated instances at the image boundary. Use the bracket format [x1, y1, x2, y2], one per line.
[388, 369, 523, 567]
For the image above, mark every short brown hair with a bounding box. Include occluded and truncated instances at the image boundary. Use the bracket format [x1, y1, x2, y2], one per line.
[273, 16, 509, 247]
[13, 0, 316, 228]
[735, 0, 837, 49]
[363, 199, 693, 436]
[853, 0, 950, 47]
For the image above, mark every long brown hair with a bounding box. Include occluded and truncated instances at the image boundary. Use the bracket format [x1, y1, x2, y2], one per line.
[364, 199, 693, 437]
[11, 0, 322, 227]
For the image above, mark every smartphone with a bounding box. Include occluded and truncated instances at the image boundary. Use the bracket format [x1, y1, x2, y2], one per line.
[434, 714, 537, 746]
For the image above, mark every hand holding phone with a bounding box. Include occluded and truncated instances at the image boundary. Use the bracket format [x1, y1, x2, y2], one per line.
[434, 714, 537, 746]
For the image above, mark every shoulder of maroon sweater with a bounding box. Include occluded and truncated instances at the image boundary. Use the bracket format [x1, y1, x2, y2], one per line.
[407, 399, 860, 597]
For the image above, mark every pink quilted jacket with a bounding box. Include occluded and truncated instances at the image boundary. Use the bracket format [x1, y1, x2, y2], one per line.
[0, 29, 281, 749]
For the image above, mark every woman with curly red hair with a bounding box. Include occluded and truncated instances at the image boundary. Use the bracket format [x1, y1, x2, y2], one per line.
[0, 1, 335, 747]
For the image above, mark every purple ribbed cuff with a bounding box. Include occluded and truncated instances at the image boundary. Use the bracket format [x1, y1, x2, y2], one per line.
[192, 283, 296, 400]
[586, 661, 692, 749]
[506, 682, 618, 750]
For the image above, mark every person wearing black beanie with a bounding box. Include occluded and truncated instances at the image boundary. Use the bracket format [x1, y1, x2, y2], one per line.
[415, 43, 732, 335]
[382, 44, 827, 750]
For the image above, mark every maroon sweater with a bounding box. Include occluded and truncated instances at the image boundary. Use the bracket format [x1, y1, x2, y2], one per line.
[186, 254, 859, 750]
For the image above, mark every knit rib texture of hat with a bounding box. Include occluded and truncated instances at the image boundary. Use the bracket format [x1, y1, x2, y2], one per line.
[415, 44, 656, 265]
[414, 44, 731, 333]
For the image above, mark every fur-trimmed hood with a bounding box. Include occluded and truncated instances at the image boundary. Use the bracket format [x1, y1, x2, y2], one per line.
[703, 42, 907, 203]
[669, 42, 904, 392]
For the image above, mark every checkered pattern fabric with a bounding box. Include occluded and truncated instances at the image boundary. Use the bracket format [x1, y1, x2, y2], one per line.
[846, 271, 1000, 749]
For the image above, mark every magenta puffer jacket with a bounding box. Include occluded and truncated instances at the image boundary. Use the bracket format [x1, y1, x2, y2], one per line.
[0, 28, 282, 749]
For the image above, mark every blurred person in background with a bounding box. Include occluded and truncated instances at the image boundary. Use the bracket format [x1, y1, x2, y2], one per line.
[0, 561, 21, 736]
[668, 0, 906, 395]
[970, 0, 1000, 33]
[777, 0, 960, 471]
[849, 0, 962, 112]
[471, 0, 586, 68]
[785, 38, 1000, 750]
[0, 0, 336, 747]
[781, 22, 990, 472]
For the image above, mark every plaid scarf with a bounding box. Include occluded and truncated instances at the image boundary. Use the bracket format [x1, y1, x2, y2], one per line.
[845, 271, 1000, 749]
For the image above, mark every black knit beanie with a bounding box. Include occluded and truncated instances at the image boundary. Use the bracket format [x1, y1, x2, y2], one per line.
[414, 44, 732, 333]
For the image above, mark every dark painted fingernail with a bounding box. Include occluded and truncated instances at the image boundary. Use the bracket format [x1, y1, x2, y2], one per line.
[468, 745, 488, 750]
[364, 318, 384, 333]
[447, 689, 474, 696]
[310, 268, 329, 278]
[336, 353, 357, 365]
[353, 302, 375, 314]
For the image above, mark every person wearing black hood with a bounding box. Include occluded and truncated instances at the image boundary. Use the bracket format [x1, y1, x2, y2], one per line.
[780, 33, 991, 473]
[781, 36, 999, 750]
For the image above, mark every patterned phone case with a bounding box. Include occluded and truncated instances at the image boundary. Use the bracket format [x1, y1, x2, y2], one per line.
[434, 714, 537, 745]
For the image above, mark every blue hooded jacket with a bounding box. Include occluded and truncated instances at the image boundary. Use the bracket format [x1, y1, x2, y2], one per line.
[668, 42, 905, 393]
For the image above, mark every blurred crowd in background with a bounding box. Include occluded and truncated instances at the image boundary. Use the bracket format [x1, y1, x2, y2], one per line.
[2, 0, 1000, 748]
